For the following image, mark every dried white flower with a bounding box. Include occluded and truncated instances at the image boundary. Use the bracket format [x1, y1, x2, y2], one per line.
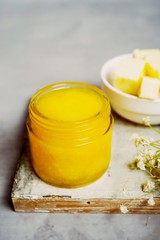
[148, 159, 156, 167]
[136, 154, 144, 162]
[142, 180, 155, 193]
[144, 149, 155, 162]
[142, 116, 151, 126]
[157, 159, 160, 169]
[130, 122, 160, 194]
[120, 205, 128, 214]
[148, 195, 155, 206]
[137, 160, 146, 171]
[131, 133, 152, 147]
[145, 148, 154, 157]
[131, 133, 139, 141]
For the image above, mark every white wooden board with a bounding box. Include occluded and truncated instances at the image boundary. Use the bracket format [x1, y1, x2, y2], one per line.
[11, 113, 160, 213]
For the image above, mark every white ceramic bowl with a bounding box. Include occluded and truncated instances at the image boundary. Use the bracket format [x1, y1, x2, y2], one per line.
[101, 54, 160, 125]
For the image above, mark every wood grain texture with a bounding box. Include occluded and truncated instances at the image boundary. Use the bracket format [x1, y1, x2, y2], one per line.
[11, 114, 160, 213]
[12, 197, 160, 214]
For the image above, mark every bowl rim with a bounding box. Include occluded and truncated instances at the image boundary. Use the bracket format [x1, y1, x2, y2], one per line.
[100, 53, 160, 103]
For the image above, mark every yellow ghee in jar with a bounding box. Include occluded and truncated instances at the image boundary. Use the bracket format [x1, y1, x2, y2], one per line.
[36, 87, 104, 121]
[27, 82, 113, 188]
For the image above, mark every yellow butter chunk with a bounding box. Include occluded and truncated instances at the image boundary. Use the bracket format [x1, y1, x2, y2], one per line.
[147, 55, 160, 79]
[133, 49, 160, 79]
[113, 57, 146, 95]
[36, 87, 105, 121]
[138, 76, 160, 100]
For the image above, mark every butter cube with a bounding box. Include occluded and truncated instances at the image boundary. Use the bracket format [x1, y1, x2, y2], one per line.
[146, 55, 160, 79]
[138, 76, 160, 100]
[133, 49, 160, 59]
[113, 57, 146, 95]
[133, 49, 160, 79]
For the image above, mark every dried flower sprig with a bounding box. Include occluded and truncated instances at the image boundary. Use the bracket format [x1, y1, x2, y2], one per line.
[129, 117, 160, 193]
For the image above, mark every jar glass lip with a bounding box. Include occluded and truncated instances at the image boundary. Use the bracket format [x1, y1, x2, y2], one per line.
[29, 81, 111, 125]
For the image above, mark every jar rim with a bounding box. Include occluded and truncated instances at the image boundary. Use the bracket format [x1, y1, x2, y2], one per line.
[29, 81, 111, 125]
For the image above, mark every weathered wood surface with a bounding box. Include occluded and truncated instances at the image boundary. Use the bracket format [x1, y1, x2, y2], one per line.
[11, 114, 160, 213]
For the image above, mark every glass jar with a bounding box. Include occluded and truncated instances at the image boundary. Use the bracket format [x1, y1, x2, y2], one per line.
[27, 82, 114, 188]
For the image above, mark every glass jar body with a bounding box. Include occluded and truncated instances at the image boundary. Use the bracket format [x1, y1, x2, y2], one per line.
[27, 82, 113, 188]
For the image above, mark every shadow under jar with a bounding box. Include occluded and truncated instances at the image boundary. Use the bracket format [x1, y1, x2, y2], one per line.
[27, 82, 114, 188]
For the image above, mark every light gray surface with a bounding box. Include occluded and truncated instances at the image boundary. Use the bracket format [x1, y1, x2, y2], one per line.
[0, 0, 160, 239]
